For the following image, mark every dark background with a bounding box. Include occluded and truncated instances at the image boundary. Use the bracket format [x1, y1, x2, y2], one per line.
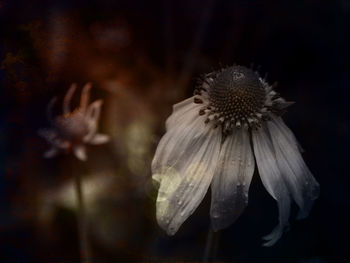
[1, 0, 349, 262]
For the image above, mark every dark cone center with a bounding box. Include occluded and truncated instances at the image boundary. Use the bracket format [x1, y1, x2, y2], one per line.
[208, 66, 265, 120]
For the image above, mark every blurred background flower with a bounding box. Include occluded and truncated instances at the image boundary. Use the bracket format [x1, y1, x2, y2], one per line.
[39, 83, 110, 161]
[0, 0, 349, 262]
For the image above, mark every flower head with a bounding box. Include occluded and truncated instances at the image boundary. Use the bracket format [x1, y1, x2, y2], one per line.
[152, 65, 320, 246]
[39, 83, 110, 161]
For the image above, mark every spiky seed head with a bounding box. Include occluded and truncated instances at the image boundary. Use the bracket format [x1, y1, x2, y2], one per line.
[208, 66, 266, 121]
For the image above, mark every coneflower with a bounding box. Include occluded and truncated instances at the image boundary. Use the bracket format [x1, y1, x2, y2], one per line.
[152, 65, 319, 246]
[39, 83, 109, 161]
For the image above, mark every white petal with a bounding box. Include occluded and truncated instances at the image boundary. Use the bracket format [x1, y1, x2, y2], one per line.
[153, 113, 221, 235]
[152, 105, 202, 175]
[80, 82, 92, 112]
[73, 145, 87, 161]
[43, 147, 59, 158]
[89, 134, 110, 145]
[83, 100, 103, 141]
[210, 128, 255, 231]
[268, 114, 303, 152]
[252, 125, 291, 246]
[86, 99, 103, 124]
[267, 115, 320, 219]
[63, 83, 77, 114]
[83, 126, 97, 143]
[165, 96, 203, 131]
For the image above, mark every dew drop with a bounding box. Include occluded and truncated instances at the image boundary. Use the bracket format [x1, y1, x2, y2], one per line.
[212, 213, 220, 219]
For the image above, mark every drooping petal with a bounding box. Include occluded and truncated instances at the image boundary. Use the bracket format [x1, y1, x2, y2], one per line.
[152, 103, 203, 175]
[267, 115, 320, 219]
[84, 99, 103, 141]
[152, 111, 221, 235]
[85, 100, 103, 131]
[86, 99, 103, 123]
[74, 145, 87, 161]
[210, 128, 255, 231]
[43, 147, 59, 158]
[165, 97, 204, 131]
[268, 113, 304, 152]
[63, 83, 77, 114]
[252, 125, 291, 246]
[88, 134, 110, 145]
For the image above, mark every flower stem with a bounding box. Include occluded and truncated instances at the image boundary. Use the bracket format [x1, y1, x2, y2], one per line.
[202, 228, 220, 263]
[74, 171, 92, 263]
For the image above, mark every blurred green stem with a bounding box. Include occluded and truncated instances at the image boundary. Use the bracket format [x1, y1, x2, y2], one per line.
[74, 170, 92, 263]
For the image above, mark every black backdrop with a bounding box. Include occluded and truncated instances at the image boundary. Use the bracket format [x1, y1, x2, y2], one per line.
[0, 0, 349, 262]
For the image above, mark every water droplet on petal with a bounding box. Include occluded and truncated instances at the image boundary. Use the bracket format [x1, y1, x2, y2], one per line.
[212, 213, 220, 219]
